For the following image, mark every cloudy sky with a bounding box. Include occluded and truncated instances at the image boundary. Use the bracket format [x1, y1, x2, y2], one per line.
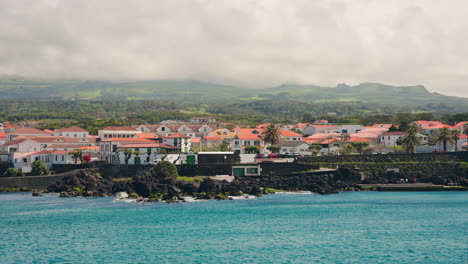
[0, 0, 467, 96]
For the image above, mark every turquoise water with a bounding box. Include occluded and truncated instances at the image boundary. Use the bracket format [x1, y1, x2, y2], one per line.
[0, 192, 467, 263]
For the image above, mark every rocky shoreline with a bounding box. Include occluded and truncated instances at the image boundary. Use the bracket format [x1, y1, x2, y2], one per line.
[45, 167, 364, 202]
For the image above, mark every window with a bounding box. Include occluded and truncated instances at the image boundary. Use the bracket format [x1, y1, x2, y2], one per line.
[245, 141, 251, 145]
[161, 127, 166, 131]
[62, 155, 64, 161]
[174, 138, 178, 145]
[246, 168, 258, 175]
[74, 134, 77, 137]
[254, 141, 260, 146]
[101, 145, 104, 151]
[55, 155, 58, 161]
[184, 138, 188, 144]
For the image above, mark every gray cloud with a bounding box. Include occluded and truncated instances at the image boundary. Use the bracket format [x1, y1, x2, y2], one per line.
[0, 0, 467, 96]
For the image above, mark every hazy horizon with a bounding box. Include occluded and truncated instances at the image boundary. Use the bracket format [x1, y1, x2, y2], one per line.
[1, 0, 467, 96]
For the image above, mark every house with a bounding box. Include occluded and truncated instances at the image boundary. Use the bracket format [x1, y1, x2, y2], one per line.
[12, 150, 51, 172]
[302, 125, 339, 136]
[434, 134, 468, 152]
[423, 124, 454, 136]
[380, 132, 406, 147]
[200, 136, 225, 150]
[53, 126, 89, 138]
[116, 143, 179, 165]
[277, 141, 311, 155]
[98, 138, 154, 163]
[339, 125, 364, 134]
[278, 130, 303, 141]
[98, 126, 141, 139]
[163, 133, 191, 153]
[232, 133, 265, 154]
[6, 127, 50, 142]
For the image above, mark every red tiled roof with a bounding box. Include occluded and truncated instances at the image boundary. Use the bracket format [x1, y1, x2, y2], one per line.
[117, 143, 179, 149]
[135, 133, 158, 139]
[191, 138, 201, 143]
[348, 137, 374, 142]
[78, 146, 99, 150]
[165, 133, 190, 138]
[101, 138, 153, 142]
[55, 126, 88, 133]
[8, 127, 48, 135]
[2, 139, 29, 146]
[279, 130, 302, 137]
[0, 132, 6, 138]
[424, 125, 454, 129]
[454, 121, 468, 128]
[43, 129, 54, 134]
[236, 134, 263, 140]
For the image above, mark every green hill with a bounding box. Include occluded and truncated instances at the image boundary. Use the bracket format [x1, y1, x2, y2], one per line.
[0, 76, 466, 107]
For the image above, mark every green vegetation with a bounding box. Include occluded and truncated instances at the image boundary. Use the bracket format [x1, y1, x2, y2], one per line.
[0, 187, 31, 192]
[2, 167, 21, 177]
[150, 161, 179, 180]
[31, 160, 48, 176]
[176, 176, 197, 182]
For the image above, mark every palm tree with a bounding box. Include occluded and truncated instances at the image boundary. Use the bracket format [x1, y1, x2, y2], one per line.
[451, 129, 460, 152]
[400, 124, 420, 153]
[262, 124, 280, 145]
[436, 127, 454, 152]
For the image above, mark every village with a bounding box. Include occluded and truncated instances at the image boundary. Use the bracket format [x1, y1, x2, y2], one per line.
[0, 117, 467, 174]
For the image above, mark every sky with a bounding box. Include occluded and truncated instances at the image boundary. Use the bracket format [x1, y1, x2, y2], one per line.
[0, 0, 467, 96]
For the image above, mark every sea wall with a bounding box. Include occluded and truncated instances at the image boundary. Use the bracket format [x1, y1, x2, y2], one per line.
[0, 175, 67, 189]
[298, 152, 468, 164]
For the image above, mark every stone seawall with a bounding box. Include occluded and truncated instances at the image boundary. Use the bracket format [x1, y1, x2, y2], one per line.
[298, 152, 468, 164]
[0, 175, 67, 189]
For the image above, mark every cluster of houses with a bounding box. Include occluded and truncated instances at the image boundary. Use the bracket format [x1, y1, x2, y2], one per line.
[0, 118, 467, 173]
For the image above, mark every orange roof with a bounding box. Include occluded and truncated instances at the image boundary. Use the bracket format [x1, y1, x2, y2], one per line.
[8, 127, 49, 135]
[0, 132, 6, 138]
[279, 130, 302, 137]
[101, 138, 153, 142]
[454, 121, 468, 128]
[191, 138, 202, 143]
[348, 137, 374, 142]
[43, 129, 54, 134]
[165, 133, 190, 138]
[236, 134, 263, 140]
[79, 146, 99, 150]
[117, 143, 179, 149]
[135, 133, 158, 139]
[46, 144, 87, 149]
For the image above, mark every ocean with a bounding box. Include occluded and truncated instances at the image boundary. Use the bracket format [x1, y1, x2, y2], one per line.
[0, 192, 466, 263]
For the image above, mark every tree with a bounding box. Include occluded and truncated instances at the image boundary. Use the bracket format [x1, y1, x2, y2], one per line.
[350, 142, 369, 155]
[122, 148, 140, 165]
[2, 167, 21, 177]
[464, 123, 468, 135]
[308, 144, 322, 156]
[69, 149, 83, 164]
[31, 160, 47, 176]
[436, 127, 454, 152]
[217, 141, 230, 151]
[262, 124, 280, 145]
[244, 146, 261, 154]
[337, 144, 354, 155]
[451, 130, 461, 152]
[400, 124, 420, 153]
[266, 145, 281, 154]
[150, 160, 178, 180]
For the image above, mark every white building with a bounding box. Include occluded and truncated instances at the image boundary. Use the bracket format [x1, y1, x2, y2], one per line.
[53, 126, 89, 138]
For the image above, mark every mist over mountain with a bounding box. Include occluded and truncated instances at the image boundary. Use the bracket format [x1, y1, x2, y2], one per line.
[0, 77, 466, 108]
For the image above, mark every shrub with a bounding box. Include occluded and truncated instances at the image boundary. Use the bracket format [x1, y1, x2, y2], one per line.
[150, 161, 179, 180]
[2, 167, 21, 177]
[31, 160, 47, 176]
